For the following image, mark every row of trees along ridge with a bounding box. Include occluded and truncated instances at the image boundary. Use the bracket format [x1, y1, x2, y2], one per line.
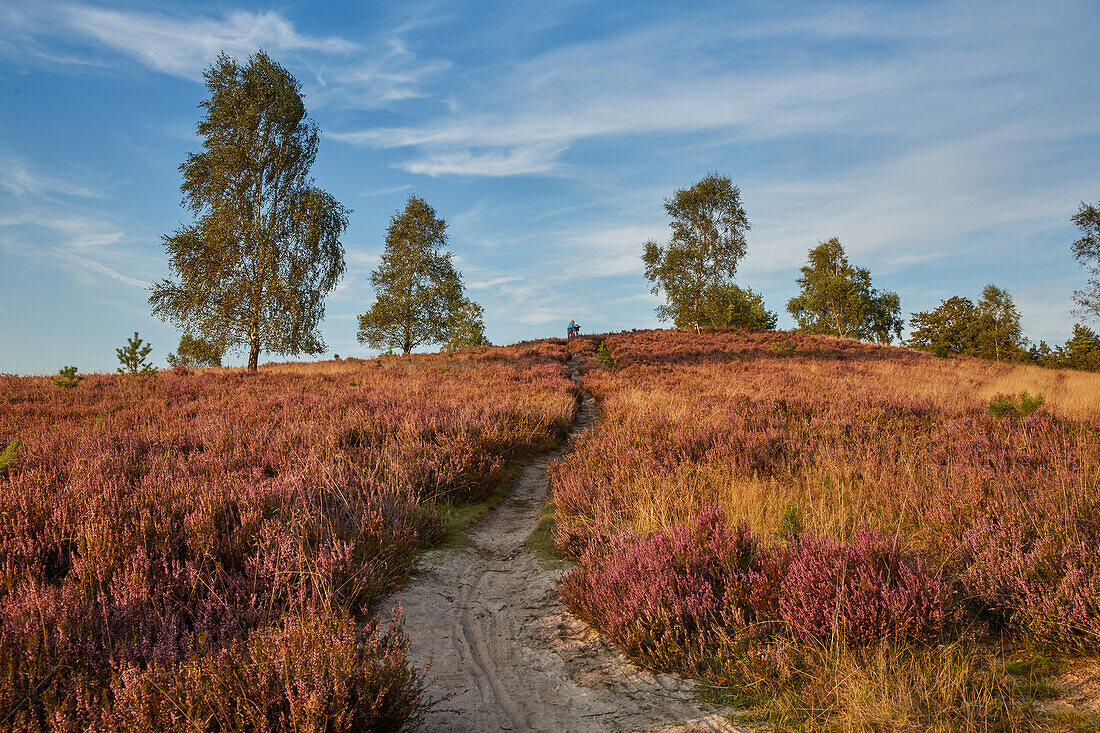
[147, 51, 1099, 371]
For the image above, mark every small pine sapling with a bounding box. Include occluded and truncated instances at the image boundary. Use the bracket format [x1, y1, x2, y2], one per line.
[116, 332, 157, 376]
[595, 342, 615, 368]
[777, 504, 803, 542]
[52, 366, 83, 389]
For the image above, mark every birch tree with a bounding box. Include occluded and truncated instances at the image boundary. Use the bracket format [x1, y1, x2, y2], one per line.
[642, 174, 751, 332]
[786, 238, 903, 344]
[150, 51, 349, 371]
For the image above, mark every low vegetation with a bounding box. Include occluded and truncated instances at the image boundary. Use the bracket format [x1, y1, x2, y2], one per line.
[0, 343, 576, 730]
[553, 329, 1100, 730]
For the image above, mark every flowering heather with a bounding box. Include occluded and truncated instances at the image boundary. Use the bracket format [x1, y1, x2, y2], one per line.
[561, 506, 950, 655]
[0, 343, 575, 730]
[552, 330, 1100, 656]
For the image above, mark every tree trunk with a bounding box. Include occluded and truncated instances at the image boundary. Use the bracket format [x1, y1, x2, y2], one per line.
[248, 338, 260, 371]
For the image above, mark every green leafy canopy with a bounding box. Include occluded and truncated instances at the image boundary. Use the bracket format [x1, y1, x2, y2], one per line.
[150, 51, 349, 370]
[357, 196, 486, 355]
[786, 237, 903, 344]
[642, 173, 756, 332]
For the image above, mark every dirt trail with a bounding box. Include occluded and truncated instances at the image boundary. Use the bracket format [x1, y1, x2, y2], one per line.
[388, 358, 747, 732]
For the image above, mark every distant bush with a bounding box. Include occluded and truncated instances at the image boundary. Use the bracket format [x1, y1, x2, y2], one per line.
[116, 331, 157, 376]
[166, 333, 223, 369]
[770, 337, 796, 355]
[987, 391, 1044, 418]
[52, 365, 83, 389]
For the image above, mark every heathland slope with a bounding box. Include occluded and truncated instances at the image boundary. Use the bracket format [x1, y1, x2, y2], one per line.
[554, 330, 1100, 730]
[0, 343, 575, 731]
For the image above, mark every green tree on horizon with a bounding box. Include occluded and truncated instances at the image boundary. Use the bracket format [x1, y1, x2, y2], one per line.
[701, 284, 778, 331]
[1071, 200, 1100, 322]
[357, 196, 485, 355]
[971, 284, 1025, 362]
[167, 333, 224, 368]
[150, 51, 349, 371]
[908, 295, 977, 355]
[786, 237, 903, 344]
[642, 173, 752, 332]
[908, 286, 1026, 361]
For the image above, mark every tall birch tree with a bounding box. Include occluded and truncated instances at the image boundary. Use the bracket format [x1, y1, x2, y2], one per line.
[150, 51, 349, 370]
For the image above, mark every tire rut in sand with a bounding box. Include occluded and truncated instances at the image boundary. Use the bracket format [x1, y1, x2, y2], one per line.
[386, 357, 749, 732]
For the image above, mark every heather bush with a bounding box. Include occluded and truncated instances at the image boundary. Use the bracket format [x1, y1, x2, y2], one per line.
[779, 530, 951, 646]
[960, 509, 1100, 652]
[561, 506, 782, 662]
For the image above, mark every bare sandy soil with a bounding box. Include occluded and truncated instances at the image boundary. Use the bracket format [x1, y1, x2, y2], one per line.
[387, 359, 747, 732]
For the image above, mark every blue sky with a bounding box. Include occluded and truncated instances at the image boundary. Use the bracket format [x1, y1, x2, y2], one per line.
[1, 0, 1098, 373]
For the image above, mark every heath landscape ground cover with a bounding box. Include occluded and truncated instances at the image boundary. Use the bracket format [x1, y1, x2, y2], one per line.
[553, 330, 1100, 730]
[0, 342, 576, 732]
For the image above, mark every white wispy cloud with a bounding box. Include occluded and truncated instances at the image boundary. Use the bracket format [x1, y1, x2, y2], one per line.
[332, 1, 1093, 182]
[59, 6, 354, 80]
[357, 184, 412, 198]
[0, 156, 106, 199]
[52, 248, 150, 289]
[1, 2, 447, 109]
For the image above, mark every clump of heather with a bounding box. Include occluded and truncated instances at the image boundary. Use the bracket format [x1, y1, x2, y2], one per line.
[779, 530, 951, 646]
[960, 506, 1100, 652]
[0, 343, 575, 729]
[561, 506, 951, 666]
[561, 506, 782, 662]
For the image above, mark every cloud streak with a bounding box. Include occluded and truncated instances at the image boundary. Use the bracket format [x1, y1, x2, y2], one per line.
[52, 248, 150, 289]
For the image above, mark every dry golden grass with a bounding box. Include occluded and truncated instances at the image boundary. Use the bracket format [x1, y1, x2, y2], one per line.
[862, 355, 1100, 422]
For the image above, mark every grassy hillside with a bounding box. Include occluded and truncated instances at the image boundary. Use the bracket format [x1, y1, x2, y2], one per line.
[554, 329, 1100, 731]
[0, 343, 576, 731]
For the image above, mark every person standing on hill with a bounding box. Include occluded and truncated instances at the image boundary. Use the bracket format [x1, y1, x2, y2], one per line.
[567, 320, 580, 338]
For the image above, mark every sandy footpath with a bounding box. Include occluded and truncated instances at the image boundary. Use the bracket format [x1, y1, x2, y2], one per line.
[386, 358, 747, 732]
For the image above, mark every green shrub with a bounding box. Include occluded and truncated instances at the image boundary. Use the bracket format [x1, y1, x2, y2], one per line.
[770, 338, 796, 355]
[987, 391, 1045, 418]
[52, 365, 83, 389]
[777, 504, 802, 542]
[0, 438, 19, 476]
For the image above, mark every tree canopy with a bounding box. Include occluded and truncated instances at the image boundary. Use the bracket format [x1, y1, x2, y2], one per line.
[150, 51, 349, 370]
[357, 196, 485, 355]
[1071, 200, 1100, 322]
[907, 286, 1026, 361]
[786, 238, 903, 343]
[1030, 324, 1100, 372]
[908, 296, 977, 356]
[700, 284, 778, 331]
[642, 174, 752, 332]
[167, 333, 224, 368]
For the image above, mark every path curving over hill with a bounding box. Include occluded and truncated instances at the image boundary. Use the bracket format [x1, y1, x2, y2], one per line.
[387, 357, 746, 732]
